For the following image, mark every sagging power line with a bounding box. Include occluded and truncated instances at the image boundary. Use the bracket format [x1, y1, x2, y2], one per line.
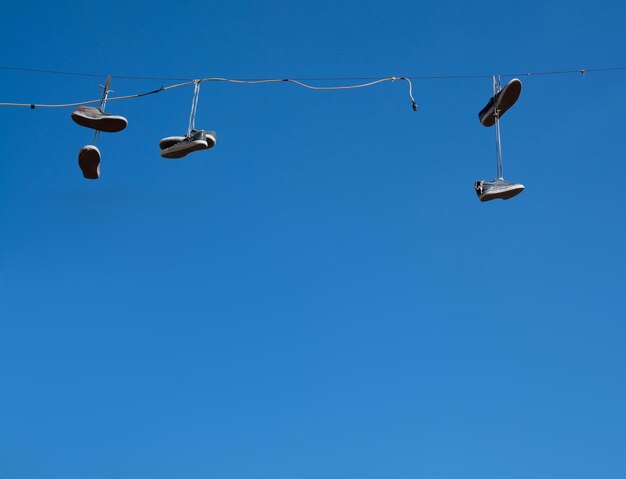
[0, 76, 417, 110]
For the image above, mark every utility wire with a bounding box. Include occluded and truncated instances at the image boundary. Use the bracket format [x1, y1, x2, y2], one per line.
[1, 65, 626, 82]
[1, 65, 624, 110]
[0, 76, 417, 110]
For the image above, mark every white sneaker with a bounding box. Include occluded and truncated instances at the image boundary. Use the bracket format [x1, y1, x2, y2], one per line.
[475, 178, 524, 201]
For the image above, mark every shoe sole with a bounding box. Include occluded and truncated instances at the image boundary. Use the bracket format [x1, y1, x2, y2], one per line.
[71, 112, 128, 133]
[160, 139, 208, 159]
[479, 79, 522, 127]
[479, 184, 524, 201]
[78, 145, 101, 179]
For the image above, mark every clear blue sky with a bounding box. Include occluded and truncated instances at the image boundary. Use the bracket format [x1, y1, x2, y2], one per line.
[1, 1, 625, 478]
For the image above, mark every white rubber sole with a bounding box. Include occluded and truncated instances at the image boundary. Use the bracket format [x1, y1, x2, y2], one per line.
[479, 184, 524, 201]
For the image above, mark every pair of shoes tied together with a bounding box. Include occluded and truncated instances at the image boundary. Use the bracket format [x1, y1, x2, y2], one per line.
[160, 130, 217, 159]
[474, 77, 525, 202]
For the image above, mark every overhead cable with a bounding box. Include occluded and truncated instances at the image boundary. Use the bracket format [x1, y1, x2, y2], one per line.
[0, 76, 417, 111]
[2, 65, 626, 82]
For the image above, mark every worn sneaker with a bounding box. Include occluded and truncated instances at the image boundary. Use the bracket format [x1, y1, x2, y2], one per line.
[78, 145, 101, 179]
[160, 130, 209, 159]
[475, 178, 524, 201]
[71, 106, 128, 132]
[478, 78, 522, 127]
[159, 130, 217, 151]
[159, 136, 186, 150]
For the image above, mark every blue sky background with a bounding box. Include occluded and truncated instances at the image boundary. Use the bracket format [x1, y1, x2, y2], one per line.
[1, 1, 625, 478]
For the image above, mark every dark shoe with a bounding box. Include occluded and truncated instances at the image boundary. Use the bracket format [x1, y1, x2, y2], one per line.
[160, 130, 209, 159]
[478, 78, 522, 127]
[475, 178, 524, 201]
[159, 130, 217, 151]
[159, 136, 186, 150]
[78, 145, 101, 179]
[71, 106, 128, 132]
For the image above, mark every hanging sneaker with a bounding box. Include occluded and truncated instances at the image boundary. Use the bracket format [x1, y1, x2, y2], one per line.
[71, 106, 128, 132]
[475, 178, 524, 201]
[78, 145, 101, 179]
[478, 78, 522, 127]
[160, 130, 209, 159]
[159, 135, 186, 150]
[159, 130, 217, 151]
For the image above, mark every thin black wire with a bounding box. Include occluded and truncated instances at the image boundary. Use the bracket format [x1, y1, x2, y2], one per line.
[2, 65, 626, 82]
[0, 66, 191, 81]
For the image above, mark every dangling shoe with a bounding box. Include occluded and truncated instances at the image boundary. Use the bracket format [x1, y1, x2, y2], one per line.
[478, 78, 522, 127]
[159, 135, 186, 150]
[78, 145, 101, 180]
[159, 130, 217, 151]
[475, 178, 524, 201]
[71, 106, 128, 132]
[160, 130, 209, 159]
